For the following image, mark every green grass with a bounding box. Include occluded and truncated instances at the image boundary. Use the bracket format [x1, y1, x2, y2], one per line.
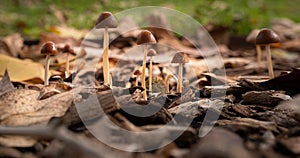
[0, 0, 299, 38]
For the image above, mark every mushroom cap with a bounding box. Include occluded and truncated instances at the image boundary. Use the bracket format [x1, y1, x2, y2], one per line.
[63, 44, 75, 55]
[256, 28, 280, 45]
[136, 30, 157, 45]
[134, 69, 142, 75]
[95, 12, 118, 29]
[246, 29, 260, 44]
[41, 41, 58, 55]
[147, 49, 157, 56]
[171, 52, 189, 63]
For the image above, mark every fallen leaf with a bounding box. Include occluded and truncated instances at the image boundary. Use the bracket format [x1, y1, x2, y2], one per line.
[0, 54, 45, 83]
[0, 89, 74, 126]
[0, 33, 24, 57]
[0, 70, 15, 96]
[47, 26, 88, 40]
[0, 135, 36, 148]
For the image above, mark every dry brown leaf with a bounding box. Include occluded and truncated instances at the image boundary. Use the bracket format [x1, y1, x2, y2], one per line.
[0, 135, 36, 147]
[0, 54, 45, 82]
[0, 33, 24, 57]
[0, 70, 15, 96]
[47, 26, 88, 40]
[0, 88, 74, 126]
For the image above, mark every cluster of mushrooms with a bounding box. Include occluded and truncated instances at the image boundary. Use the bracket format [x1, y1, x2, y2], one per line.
[41, 42, 75, 85]
[94, 11, 190, 101]
[40, 12, 281, 101]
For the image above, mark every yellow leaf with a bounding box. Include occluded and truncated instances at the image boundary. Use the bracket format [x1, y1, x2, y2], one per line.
[0, 54, 45, 82]
[48, 25, 88, 40]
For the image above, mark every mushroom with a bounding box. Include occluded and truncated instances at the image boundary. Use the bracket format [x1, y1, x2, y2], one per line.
[136, 30, 157, 100]
[95, 12, 118, 87]
[256, 28, 280, 78]
[41, 41, 58, 86]
[246, 29, 262, 70]
[133, 69, 142, 87]
[165, 73, 178, 94]
[147, 49, 157, 92]
[62, 44, 75, 78]
[171, 52, 189, 93]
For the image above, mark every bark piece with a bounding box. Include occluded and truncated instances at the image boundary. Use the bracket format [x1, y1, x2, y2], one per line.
[241, 91, 291, 107]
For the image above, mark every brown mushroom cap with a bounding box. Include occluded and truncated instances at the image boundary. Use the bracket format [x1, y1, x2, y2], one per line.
[256, 28, 280, 45]
[171, 52, 189, 63]
[147, 49, 157, 56]
[62, 44, 76, 55]
[136, 30, 157, 45]
[41, 41, 58, 55]
[134, 69, 142, 75]
[95, 12, 118, 29]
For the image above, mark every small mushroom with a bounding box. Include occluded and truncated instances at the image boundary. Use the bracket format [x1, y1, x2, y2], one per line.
[147, 49, 157, 92]
[256, 28, 280, 78]
[171, 52, 189, 93]
[165, 73, 178, 94]
[136, 30, 157, 100]
[133, 69, 142, 87]
[246, 29, 262, 70]
[95, 12, 118, 87]
[62, 44, 75, 78]
[41, 41, 58, 85]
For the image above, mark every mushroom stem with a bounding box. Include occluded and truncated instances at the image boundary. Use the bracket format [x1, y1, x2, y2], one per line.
[141, 44, 148, 100]
[256, 45, 262, 70]
[65, 53, 70, 78]
[176, 63, 183, 93]
[149, 56, 153, 92]
[265, 45, 274, 78]
[44, 54, 51, 86]
[103, 27, 111, 87]
[165, 74, 178, 94]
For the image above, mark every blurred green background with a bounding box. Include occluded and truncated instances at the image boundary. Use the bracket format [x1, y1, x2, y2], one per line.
[0, 0, 299, 38]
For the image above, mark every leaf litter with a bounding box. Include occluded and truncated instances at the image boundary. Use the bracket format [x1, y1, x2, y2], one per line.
[0, 13, 299, 158]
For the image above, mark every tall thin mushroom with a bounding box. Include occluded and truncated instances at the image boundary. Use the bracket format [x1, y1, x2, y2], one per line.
[41, 41, 58, 86]
[171, 52, 189, 93]
[136, 30, 157, 100]
[147, 49, 157, 92]
[246, 29, 262, 70]
[165, 73, 178, 94]
[62, 44, 75, 78]
[95, 12, 118, 87]
[256, 28, 280, 79]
